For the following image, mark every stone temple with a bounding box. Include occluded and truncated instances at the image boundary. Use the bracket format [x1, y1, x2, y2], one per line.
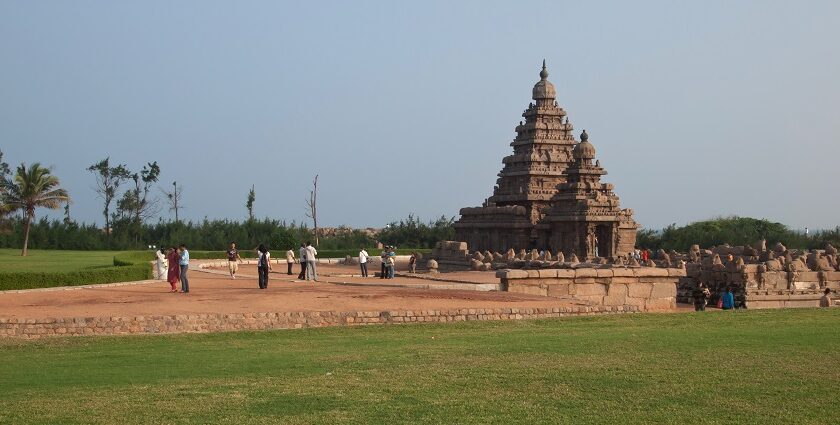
[455, 61, 637, 260]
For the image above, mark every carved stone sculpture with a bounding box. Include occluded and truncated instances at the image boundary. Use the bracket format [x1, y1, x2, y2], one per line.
[756, 263, 767, 289]
[505, 249, 516, 262]
[483, 251, 494, 263]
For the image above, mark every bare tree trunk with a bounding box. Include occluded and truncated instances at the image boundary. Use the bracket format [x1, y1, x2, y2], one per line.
[21, 214, 32, 256]
[305, 175, 319, 247]
[104, 204, 111, 237]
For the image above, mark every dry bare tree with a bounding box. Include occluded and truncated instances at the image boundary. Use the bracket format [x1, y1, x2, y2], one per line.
[305, 174, 319, 247]
[87, 157, 131, 236]
[163, 181, 184, 223]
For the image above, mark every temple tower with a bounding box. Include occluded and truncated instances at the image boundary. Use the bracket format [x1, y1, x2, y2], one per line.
[454, 61, 637, 257]
[542, 130, 638, 259]
[487, 60, 577, 225]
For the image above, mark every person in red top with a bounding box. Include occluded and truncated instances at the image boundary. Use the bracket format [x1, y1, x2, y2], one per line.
[165, 246, 181, 293]
[641, 249, 650, 262]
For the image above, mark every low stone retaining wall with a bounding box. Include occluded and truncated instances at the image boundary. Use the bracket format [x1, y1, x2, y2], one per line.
[678, 267, 839, 308]
[497, 268, 684, 312]
[745, 291, 830, 308]
[0, 305, 638, 339]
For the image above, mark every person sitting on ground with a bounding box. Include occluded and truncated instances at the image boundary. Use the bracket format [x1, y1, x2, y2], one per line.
[226, 241, 243, 279]
[819, 288, 833, 308]
[721, 287, 735, 310]
[285, 247, 296, 275]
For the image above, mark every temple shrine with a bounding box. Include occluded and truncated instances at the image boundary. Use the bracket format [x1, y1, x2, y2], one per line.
[454, 61, 637, 259]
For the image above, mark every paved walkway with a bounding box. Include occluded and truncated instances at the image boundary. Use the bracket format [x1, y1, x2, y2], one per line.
[0, 262, 585, 320]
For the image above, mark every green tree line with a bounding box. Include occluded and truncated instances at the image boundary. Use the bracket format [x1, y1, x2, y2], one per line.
[636, 216, 839, 252]
[0, 215, 457, 252]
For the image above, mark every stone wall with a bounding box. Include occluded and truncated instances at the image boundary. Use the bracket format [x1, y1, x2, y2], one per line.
[0, 306, 639, 339]
[679, 264, 839, 309]
[427, 241, 472, 271]
[497, 267, 684, 312]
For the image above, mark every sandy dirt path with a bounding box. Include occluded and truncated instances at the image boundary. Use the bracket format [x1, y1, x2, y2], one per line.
[0, 263, 582, 319]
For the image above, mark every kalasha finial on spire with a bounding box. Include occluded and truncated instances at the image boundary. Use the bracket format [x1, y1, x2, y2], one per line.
[580, 129, 588, 142]
[540, 59, 548, 80]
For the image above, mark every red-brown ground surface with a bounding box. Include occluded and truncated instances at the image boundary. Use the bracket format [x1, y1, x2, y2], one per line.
[0, 262, 582, 319]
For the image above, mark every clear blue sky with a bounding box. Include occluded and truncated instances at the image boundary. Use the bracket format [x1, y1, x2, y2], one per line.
[2, 1, 838, 230]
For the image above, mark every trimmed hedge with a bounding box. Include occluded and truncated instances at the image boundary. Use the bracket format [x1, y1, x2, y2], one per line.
[0, 252, 153, 291]
[113, 251, 155, 266]
[0, 265, 152, 291]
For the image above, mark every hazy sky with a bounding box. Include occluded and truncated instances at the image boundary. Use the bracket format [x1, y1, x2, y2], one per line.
[2, 1, 838, 231]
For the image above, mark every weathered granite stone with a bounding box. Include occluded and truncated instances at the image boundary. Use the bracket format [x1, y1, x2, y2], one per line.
[483, 251, 494, 263]
[505, 249, 516, 262]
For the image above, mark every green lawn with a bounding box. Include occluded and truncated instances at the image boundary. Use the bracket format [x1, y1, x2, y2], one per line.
[0, 249, 122, 273]
[1, 309, 838, 424]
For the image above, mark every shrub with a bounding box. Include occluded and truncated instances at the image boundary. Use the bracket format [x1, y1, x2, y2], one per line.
[0, 264, 151, 291]
[637, 216, 832, 251]
[0, 251, 153, 291]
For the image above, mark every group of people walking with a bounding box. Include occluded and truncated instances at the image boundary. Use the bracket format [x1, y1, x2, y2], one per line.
[291, 242, 319, 281]
[155, 241, 417, 292]
[155, 244, 190, 293]
[231, 241, 319, 287]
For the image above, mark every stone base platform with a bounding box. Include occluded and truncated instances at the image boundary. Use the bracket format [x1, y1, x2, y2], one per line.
[0, 305, 638, 339]
[0, 262, 642, 339]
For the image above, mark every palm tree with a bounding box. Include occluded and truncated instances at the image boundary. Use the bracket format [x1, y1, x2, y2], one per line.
[4, 163, 69, 256]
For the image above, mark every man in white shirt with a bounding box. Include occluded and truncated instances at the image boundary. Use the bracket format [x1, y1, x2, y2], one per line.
[358, 247, 369, 277]
[285, 248, 296, 275]
[305, 241, 318, 281]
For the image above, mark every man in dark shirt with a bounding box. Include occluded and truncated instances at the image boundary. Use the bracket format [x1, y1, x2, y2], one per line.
[226, 241, 243, 279]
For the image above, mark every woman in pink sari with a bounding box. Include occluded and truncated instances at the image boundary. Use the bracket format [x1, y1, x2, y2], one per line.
[166, 246, 181, 292]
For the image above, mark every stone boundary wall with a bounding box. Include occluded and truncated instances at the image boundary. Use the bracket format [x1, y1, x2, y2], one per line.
[0, 305, 638, 339]
[497, 268, 685, 312]
[679, 266, 839, 308]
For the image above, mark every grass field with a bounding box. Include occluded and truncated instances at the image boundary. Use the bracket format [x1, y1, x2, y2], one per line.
[0, 249, 123, 273]
[1, 309, 838, 424]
